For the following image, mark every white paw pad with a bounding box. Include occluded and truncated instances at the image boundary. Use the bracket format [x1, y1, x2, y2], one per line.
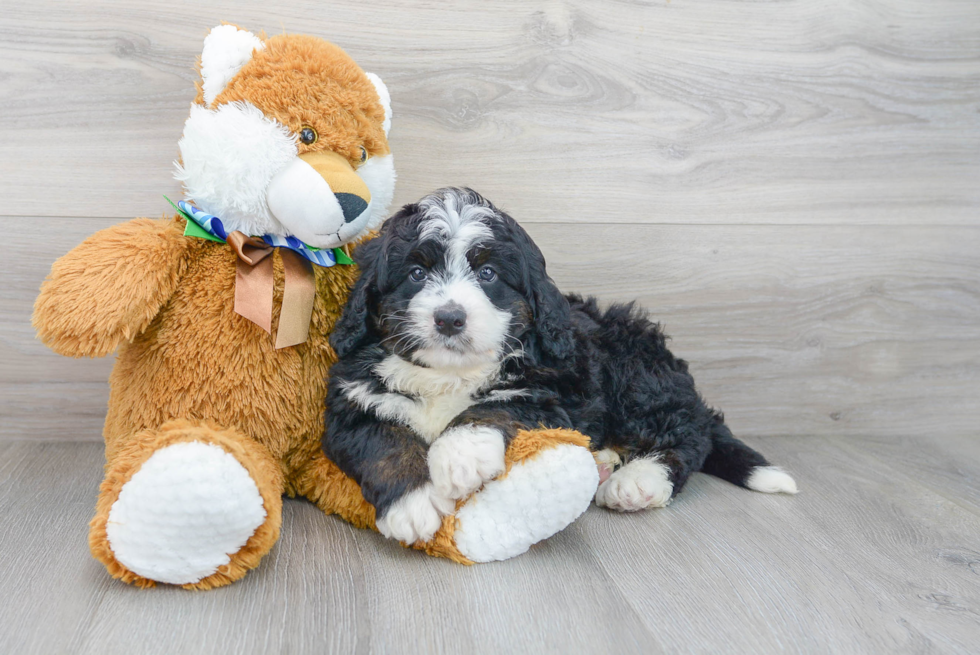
[106, 441, 267, 585]
[746, 466, 799, 494]
[428, 425, 506, 500]
[595, 457, 673, 511]
[376, 483, 455, 545]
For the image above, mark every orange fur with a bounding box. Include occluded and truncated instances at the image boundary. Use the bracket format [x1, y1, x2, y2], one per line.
[32, 29, 592, 588]
[33, 218, 198, 358]
[89, 419, 284, 590]
[213, 34, 390, 166]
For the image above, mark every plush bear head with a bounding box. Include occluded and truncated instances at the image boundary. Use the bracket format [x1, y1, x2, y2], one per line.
[175, 25, 395, 249]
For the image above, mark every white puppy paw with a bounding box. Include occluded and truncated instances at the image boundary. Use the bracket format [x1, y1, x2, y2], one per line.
[376, 483, 455, 545]
[594, 448, 622, 484]
[428, 425, 506, 500]
[595, 457, 673, 511]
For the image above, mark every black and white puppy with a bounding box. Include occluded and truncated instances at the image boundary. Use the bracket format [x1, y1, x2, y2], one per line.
[324, 188, 797, 544]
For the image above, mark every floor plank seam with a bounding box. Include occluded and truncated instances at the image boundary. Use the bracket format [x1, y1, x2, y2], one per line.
[835, 438, 980, 521]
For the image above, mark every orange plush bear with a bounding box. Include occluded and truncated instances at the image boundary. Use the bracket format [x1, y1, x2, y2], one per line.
[32, 26, 598, 589]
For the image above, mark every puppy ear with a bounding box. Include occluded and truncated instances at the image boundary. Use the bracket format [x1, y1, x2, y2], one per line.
[498, 210, 574, 360]
[330, 238, 383, 358]
[533, 274, 574, 359]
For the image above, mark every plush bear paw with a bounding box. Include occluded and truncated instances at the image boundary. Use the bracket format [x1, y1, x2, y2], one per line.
[453, 443, 598, 562]
[595, 457, 673, 511]
[105, 441, 267, 585]
[428, 425, 506, 500]
[376, 483, 455, 545]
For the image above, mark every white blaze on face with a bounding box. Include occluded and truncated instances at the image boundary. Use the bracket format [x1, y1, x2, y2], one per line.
[408, 191, 512, 370]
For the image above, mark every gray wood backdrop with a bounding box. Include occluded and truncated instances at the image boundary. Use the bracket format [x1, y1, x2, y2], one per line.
[3, 0, 979, 442]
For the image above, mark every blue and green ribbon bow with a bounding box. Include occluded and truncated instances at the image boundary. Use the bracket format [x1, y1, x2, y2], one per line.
[166, 196, 354, 266]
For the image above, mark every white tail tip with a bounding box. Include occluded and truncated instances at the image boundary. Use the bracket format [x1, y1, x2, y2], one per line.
[746, 466, 799, 494]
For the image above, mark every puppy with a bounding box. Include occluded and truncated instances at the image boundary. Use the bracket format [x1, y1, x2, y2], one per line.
[324, 188, 797, 544]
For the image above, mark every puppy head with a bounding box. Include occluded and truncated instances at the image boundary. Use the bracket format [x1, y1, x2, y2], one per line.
[331, 188, 573, 368]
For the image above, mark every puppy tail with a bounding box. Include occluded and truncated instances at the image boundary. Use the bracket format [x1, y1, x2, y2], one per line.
[701, 417, 798, 494]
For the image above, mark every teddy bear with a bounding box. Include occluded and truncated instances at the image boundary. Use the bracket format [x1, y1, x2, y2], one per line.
[32, 25, 599, 589]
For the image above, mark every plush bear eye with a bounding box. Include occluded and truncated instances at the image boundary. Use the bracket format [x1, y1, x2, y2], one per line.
[477, 266, 497, 282]
[299, 126, 318, 145]
[409, 266, 427, 283]
[359, 146, 367, 163]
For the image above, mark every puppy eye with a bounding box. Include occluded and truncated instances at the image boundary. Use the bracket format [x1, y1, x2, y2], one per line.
[409, 266, 427, 283]
[359, 146, 368, 163]
[477, 266, 497, 282]
[299, 126, 318, 145]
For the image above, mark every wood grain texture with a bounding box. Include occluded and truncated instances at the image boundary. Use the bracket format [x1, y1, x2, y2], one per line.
[0, 0, 977, 224]
[6, 216, 978, 440]
[2, 438, 979, 654]
[3, 2, 979, 653]
[2, 0, 978, 444]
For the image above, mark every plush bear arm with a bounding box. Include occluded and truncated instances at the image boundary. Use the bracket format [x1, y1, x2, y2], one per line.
[33, 217, 195, 358]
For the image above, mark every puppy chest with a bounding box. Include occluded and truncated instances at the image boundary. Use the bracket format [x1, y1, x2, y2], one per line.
[408, 391, 477, 443]
[364, 355, 501, 442]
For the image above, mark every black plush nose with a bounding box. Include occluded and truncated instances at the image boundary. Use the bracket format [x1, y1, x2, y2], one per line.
[434, 303, 467, 337]
[335, 193, 368, 223]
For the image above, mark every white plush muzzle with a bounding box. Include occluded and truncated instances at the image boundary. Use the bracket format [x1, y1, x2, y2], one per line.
[176, 101, 395, 247]
[265, 154, 395, 249]
[265, 158, 351, 248]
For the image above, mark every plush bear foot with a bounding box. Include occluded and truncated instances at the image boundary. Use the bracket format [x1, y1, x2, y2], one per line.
[414, 428, 598, 563]
[90, 420, 284, 589]
[453, 440, 597, 562]
[301, 428, 599, 565]
[106, 441, 267, 583]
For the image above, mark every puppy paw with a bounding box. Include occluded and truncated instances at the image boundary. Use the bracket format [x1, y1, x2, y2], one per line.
[595, 457, 673, 512]
[376, 483, 455, 545]
[593, 448, 622, 485]
[429, 425, 506, 500]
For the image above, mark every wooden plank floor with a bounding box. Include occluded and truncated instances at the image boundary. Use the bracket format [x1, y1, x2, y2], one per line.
[2, 1, 979, 653]
[1, 437, 978, 654]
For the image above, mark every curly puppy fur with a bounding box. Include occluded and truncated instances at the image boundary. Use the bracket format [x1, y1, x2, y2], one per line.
[324, 188, 797, 526]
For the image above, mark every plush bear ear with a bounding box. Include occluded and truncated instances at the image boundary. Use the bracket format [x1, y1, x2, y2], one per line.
[200, 25, 265, 106]
[364, 72, 392, 136]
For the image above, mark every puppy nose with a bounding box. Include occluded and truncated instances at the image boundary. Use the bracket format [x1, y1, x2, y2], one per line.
[434, 303, 467, 337]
